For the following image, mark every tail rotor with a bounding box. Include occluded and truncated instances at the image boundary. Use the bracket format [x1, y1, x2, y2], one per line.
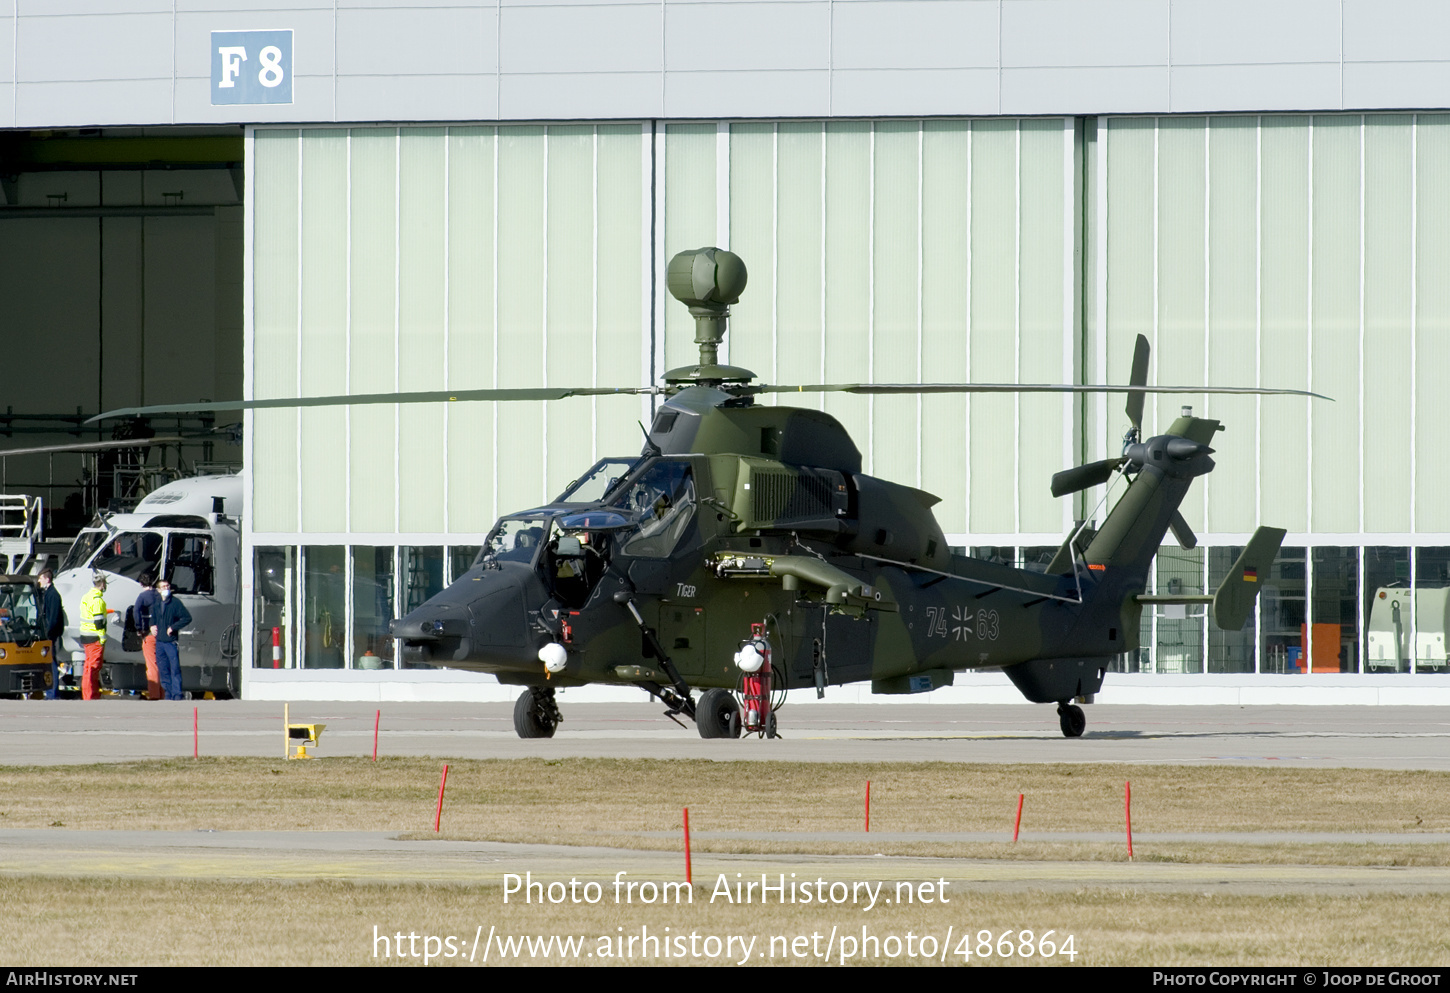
[1049, 334, 1153, 500]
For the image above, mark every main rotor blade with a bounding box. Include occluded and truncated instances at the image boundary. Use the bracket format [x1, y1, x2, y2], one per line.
[0, 436, 188, 458]
[1126, 333, 1151, 432]
[1051, 457, 1126, 498]
[88, 386, 663, 423]
[754, 382, 1330, 400]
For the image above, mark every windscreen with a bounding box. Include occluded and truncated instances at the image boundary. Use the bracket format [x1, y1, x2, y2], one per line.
[555, 457, 639, 504]
[479, 517, 551, 566]
[0, 583, 40, 645]
[609, 459, 692, 525]
[92, 532, 163, 581]
[60, 530, 109, 573]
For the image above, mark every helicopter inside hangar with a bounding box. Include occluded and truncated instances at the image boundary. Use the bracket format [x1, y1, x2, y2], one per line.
[96, 245, 1313, 735]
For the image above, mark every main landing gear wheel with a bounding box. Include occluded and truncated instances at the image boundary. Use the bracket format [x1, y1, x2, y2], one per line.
[514, 687, 560, 739]
[1057, 702, 1086, 738]
[696, 688, 742, 739]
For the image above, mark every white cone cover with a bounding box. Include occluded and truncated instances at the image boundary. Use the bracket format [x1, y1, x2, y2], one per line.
[734, 643, 764, 673]
[538, 643, 569, 673]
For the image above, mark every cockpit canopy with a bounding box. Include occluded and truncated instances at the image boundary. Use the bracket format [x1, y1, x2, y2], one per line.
[475, 456, 698, 572]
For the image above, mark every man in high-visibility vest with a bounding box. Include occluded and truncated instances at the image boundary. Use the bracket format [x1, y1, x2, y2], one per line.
[78, 573, 108, 700]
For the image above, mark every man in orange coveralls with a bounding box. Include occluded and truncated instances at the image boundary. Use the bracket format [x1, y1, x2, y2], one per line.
[77, 573, 108, 699]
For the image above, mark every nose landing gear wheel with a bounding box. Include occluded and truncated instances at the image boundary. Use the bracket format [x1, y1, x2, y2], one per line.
[696, 688, 742, 739]
[1057, 702, 1086, 738]
[514, 687, 560, 739]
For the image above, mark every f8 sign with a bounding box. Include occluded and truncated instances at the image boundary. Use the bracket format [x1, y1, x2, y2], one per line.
[211, 30, 293, 105]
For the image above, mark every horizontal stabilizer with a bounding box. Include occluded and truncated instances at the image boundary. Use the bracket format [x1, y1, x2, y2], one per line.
[1211, 526, 1288, 631]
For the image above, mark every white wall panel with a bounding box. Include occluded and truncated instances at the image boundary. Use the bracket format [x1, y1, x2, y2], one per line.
[1001, 0, 1167, 68]
[1104, 118, 1154, 443]
[870, 121, 921, 489]
[1169, 65, 1342, 115]
[1017, 119, 1067, 536]
[347, 128, 399, 534]
[1415, 117, 1450, 533]
[337, 7, 493, 76]
[968, 120, 1017, 534]
[1342, 63, 1450, 113]
[444, 126, 497, 533]
[335, 75, 497, 124]
[919, 121, 972, 534]
[665, 2, 828, 72]
[831, 69, 1000, 118]
[1309, 116, 1361, 535]
[23, 1, 1450, 123]
[832, 1, 997, 70]
[26, 1, 168, 12]
[16, 13, 171, 81]
[1001, 67, 1168, 117]
[252, 129, 300, 534]
[773, 123, 825, 399]
[1343, 0, 1450, 63]
[15, 80, 173, 128]
[662, 124, 716, 374]
[500, 4, 662, 75]
[299, 131, 348, 533]
[1203, 117, 1259, 535]
[544, 126, 599, 499]
[727, 123, 777, 379]
[821, 122, 871, 474]
[494, 127, 547, 514]
[664, 70, 831, 119]
[397, 128, 448, 534]
[498, 73, 661, 120]
[1170, 0, 1340, 66]
[1257, 117, 1310, 535]
[594, 124, 646, 460]
[1361, 116, 1412, 535]
[1154, 118, 1206, 539]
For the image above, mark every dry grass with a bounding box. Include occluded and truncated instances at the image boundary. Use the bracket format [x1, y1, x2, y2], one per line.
[1, 757, 1447, 841]
[6, 759, 1450, 966]
[4, 877, 1449, 966]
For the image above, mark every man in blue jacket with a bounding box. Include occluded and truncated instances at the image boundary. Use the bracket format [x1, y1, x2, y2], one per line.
[149, 578, 192, 701]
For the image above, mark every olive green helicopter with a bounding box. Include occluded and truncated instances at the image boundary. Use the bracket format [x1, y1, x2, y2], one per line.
[96, 247, 1321, 739]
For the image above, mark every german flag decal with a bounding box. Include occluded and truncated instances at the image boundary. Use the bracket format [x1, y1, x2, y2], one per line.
[1243, 567, 1258, 582]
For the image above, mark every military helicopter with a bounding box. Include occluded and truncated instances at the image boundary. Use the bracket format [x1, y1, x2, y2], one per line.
[95, 247, 1318, 737]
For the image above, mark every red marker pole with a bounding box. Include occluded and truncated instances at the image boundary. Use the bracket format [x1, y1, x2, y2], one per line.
[435, 764, 450, 832]
[1125, 781, 1134, 859]
[193, 707, 198, 758]
[372, 709, 380, 762]
[683, 807, 692, 885]
[865, 781, 871, 833]
[1013, 793, 1024, 843]
[271, 627, 281, 669]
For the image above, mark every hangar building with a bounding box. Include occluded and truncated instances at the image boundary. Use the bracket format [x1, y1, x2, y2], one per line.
[2, 1, 1448, 698]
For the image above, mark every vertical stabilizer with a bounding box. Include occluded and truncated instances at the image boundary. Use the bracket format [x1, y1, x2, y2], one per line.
[1212, 526, 1287, 631]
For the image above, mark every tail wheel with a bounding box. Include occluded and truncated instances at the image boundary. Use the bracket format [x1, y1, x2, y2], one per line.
[696, 688, 741, 740]
[1057, 702, 1086, 738]
[514, 688, 559, 739]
